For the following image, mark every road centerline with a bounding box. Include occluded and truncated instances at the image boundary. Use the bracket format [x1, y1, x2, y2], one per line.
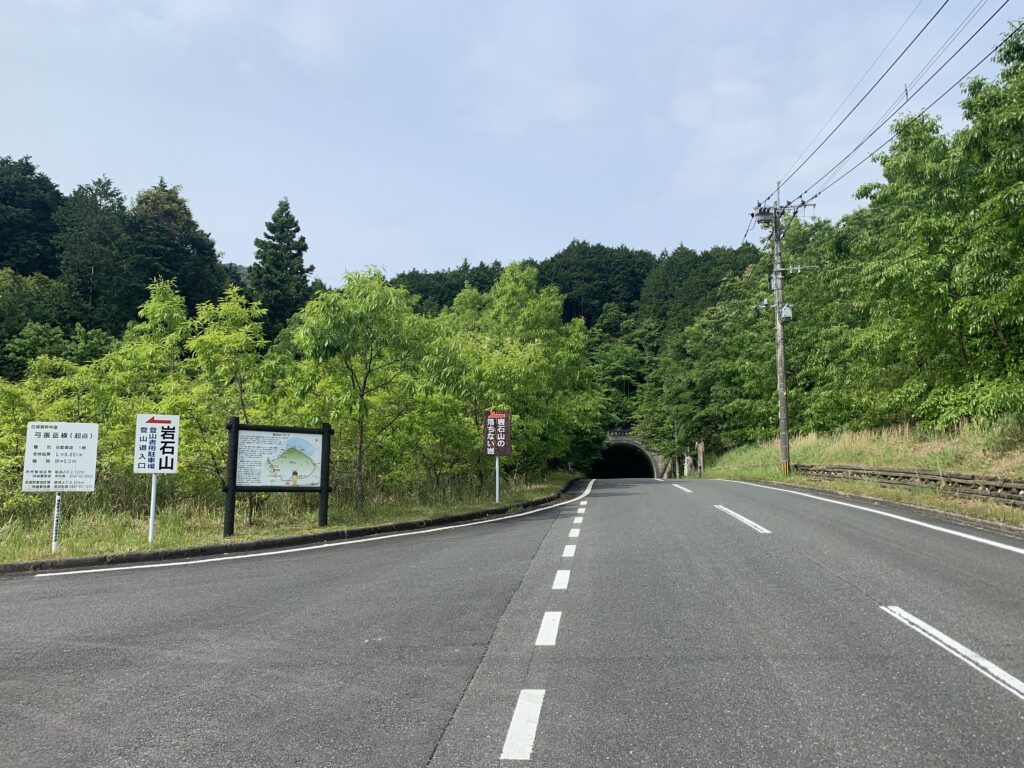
[552, 570, 570, 590]
[562, 544, 576, 558]
[672, 484, 693, 494]
[568, 528, 580, 538]
[535, 611, 562, 646]
[500, 689, 546, 760]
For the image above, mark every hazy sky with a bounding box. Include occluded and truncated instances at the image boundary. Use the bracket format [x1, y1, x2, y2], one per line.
[3, 1, 1018, 286]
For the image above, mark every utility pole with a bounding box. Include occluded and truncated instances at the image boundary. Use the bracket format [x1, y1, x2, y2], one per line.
[753, 184, 808, 476]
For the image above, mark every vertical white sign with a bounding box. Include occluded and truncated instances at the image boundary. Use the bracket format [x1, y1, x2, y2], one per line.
[22, 422, 99, 492]
[134, 414, 180, 474]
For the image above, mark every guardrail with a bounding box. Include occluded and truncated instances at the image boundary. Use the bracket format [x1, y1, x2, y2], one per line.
[793, 464, 1024, 508]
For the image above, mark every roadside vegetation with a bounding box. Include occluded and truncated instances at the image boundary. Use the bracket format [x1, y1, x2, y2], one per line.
[0, 472, 572, 565]
[706, 423, 1024, 528]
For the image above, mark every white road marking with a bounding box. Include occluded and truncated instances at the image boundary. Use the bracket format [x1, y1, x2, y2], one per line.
[568, 528, 580, 538]
[552, 570, 571, 590]
[500, 689, 545, 760]
[714, 504, 771, 534]
[672, 484, 693, 494]
[535, 611, 562, 646]
[35, 481, 598, 578]
[579, 500, 588, 506]
[562, 545, 576, 558]
[726, 480, 1024, 556]
[881, 606, 1024, 702]
[573, 516, 584, 524]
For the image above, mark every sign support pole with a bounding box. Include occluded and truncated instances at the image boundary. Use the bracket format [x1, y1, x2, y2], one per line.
[495, 456, 500, 504]
[318, 422, 332, 527]
[224, 416, 239, 537]
[148, 474, 158, 543]
[51, 492, 62, 553]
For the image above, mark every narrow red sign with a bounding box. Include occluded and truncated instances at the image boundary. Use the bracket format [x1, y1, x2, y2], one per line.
[484, 409, 511, 457]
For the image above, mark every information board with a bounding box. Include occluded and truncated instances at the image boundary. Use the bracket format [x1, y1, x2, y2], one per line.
[484, 409, 511, 456]
[235, 430, 324, 488]
[22, 421, 99, 492]
[134, 414, 180, 474]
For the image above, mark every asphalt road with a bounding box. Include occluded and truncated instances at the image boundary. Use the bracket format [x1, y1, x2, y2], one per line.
[2, 479, 1022, 767]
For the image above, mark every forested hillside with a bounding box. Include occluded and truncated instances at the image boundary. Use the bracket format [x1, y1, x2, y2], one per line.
[2, 37, 1023, 533]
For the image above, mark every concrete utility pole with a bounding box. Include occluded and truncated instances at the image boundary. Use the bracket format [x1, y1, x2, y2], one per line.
[753, 184, 808, 477]
[771, 186, 790, 476]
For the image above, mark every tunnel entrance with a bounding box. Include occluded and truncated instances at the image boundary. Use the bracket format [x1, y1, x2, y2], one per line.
[590, 442, 656, 479]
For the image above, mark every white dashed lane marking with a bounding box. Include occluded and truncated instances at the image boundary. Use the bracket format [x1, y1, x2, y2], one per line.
[534, 611, 562, 646]
[500, 689, 546, 760]
[562, 545, 576, 558]
[552, 570, 571, 590]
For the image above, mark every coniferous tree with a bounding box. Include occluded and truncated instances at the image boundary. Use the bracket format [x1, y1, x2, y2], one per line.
[0, 156, 63, 276]
[127, 179, 227, 311]
[249, 198, 314, 337]
[55, 177, 143, 333]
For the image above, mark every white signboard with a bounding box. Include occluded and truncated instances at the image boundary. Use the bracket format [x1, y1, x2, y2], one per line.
[22, 421, 99, 492]
[134, 414, 180, 474]
[236, 430, 323, 488]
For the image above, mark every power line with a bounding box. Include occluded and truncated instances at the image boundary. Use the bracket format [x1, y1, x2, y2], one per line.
[801, 6, 1018, 204]
[772, 0, 950, 197]
[780, 0, 927, 183]
[814, 0, 997, 193]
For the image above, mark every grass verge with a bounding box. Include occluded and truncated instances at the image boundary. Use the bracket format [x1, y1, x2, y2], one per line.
[0, 473, 575, 565]
[706, 425, 1024, 530]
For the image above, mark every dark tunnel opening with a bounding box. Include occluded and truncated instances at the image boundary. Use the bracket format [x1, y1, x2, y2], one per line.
[590, 443, 655, 479]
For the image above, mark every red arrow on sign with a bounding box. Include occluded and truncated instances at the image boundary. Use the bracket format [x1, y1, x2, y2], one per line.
[145, 416, 173, 424]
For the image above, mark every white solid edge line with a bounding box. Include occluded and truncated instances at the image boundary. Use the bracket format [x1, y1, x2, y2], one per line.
[881, 605, 1024, 702]
[573, 516, 584, 524]
[35, 480, 597, 578]
[552, 570, 570, 590]
[500, 689, 545, 760]
[724, 480, 1024, 556]
[568, 528, 580, 538]
[535, 611, 562, 646]
[562, 544, 576, 558]
[714, 504, 771, 534]
[672, 484, 693, 494]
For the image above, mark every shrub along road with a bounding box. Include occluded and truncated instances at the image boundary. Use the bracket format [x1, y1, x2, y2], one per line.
[2, 479, 1022, 766]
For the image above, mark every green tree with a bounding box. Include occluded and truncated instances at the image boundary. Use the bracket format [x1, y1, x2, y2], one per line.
[0, 156, 63, 276]
[538, 240, 656, 325]
[55, 177, 142, 333]
[0, 268, 70, 379]
[127, 179, 227, 310]
[249, 198, 314, 337]
[294, 271, 425, 510]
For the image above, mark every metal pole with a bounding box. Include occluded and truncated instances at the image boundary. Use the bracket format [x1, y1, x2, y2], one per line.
[224, 416, 239, 537]
[51, 492, 62, 554]
[148, 474, 158, 543]
[773, 183, 791, 476]
[495, 456, 500, 504]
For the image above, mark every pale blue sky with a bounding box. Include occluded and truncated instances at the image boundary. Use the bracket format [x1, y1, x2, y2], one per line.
[3, 1, 1017, 286]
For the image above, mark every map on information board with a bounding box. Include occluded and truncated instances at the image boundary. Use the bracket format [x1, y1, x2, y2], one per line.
[235, 430, 323, 488]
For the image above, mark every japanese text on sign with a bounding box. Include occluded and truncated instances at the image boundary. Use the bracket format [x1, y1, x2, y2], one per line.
[22, 421, 99, 492]
[134, 414, 180, 474]
[483, 409, 511, 456]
